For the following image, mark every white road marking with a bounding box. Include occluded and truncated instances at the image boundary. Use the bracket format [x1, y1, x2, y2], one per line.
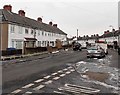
[63, 68, 68, 71]
[25, 91, 32, 94]
[60, 74, 66, 77]
[22, 83, 34, 88]
[33, 85, 45, 90]
[53, 77, 60, 80]
[54, 91, 63, 94]
[51, 72, 58, 76]
[44, 75, 51, 79]
[11, 89, 22, 94]
[68, 66, 72, 69]
[58, 70, 63, 73]
[81, 75, 88, 79]
[52, 51, 59, 54]
[34, 79, 44, 83]
[44, 80, 53, 84]
[70, 69, 75, 72]
[66, 71, 71, 74]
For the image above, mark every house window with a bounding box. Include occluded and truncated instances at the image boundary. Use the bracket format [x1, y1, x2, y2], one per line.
[33, 30, 37, 38]
[16, 41, 22, 49]
[25, 29, 29, 34]
[31, 30, 34, 35]
[18, 26, 22, 34]
[42, 31, 44, 36]
[10, 25, 15, 33]
[38, 31, 40, 36]
[42, 41, 44, 46]
[11, 40, 15, 48]
[45, 33, 47, 36]
[38, 41, 41, 47]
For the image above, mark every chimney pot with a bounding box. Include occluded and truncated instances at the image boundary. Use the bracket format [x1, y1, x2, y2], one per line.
[53, 24, 57, 28]
[112, 29, 115, 32]
[18, 10, 25, 16]
[49, 21, 53, 25]
[37, 17, 42, 22]
[3, 5, 12, 12]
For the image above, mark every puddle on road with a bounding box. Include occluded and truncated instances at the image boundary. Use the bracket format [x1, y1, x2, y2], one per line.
[82, 71, 109, 82]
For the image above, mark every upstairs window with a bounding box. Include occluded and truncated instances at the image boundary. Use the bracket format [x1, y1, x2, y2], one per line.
[45, 33, 47, 36]
[18, 26, 22, 34]
[38, 31, 40, 36]
[42, 31, 44, 36]
[25, 29, 29, 34]
[34, 30, 36, 37]
[10, 25, 15, 33]
[31, 30, 34, 35]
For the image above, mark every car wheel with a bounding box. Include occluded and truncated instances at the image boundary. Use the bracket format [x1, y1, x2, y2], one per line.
[87, 56, 90, 58]
[105, 51, 108, 55]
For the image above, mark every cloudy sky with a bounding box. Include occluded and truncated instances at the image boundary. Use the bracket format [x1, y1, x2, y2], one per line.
[0, 0, 119, 37]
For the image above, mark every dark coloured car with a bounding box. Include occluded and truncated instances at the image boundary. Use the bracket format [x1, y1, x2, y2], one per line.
[73, 42, 82, 51]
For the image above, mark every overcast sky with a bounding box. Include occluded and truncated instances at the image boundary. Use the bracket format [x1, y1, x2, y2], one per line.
[0, 0, 119, 37]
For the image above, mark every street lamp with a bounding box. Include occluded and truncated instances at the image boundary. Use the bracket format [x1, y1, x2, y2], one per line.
[109, 25, 115, 41]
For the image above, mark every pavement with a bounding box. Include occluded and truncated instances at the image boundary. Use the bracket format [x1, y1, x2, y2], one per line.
[1, 51, 48, 61]
[1, 48, 66, 61]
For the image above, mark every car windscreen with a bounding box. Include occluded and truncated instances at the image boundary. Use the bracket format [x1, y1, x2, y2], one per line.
[88, 47, 98, 50]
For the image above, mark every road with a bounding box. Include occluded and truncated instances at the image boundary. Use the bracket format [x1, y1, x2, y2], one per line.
[2, 49, 119, 95]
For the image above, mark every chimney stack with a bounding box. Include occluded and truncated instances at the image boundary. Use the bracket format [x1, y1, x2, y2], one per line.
[18, 10, 25, 16]
[112, 29, 115, 32]
[3, 5, 12, 12]
[37, 17, 42, 22]
[104, 31, 107, 34]
[53, 24, 57, 28]
[49, 21, 53, 25]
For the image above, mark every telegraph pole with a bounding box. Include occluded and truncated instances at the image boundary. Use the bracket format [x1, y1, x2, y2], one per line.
[77, 29, 78, 41]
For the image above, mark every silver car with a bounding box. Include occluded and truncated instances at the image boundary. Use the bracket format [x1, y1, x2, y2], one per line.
[87, 46, 105, 58]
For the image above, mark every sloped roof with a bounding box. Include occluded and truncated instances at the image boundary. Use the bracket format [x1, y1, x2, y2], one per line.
[0, 9, 67, 35]
[100, 30, 120, 38]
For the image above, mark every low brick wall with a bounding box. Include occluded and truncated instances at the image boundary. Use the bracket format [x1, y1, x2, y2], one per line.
[2, 49, 22, 56]
[24, 47, 47, 54]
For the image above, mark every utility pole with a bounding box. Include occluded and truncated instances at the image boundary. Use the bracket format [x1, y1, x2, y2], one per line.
[77, 29, 78, 41]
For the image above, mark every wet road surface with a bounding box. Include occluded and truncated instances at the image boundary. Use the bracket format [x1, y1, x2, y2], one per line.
[2, 49, 119, 95]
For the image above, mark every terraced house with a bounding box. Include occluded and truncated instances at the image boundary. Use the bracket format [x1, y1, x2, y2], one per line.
[0, 5, 67, 54]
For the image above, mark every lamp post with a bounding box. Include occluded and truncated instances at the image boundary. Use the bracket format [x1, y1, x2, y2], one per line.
[109, 25, 117, 50]
[109, 25, 115, 42]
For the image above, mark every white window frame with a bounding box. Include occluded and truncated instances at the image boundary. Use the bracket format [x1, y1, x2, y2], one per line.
[25, 28, 29, 34]
[10, 25, 15, 33]
[18, 26, 22, 34]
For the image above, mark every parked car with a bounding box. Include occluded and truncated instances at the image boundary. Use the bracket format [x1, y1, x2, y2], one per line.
[73, 42, 82, 51]
[87, 45, 105, 58]
[96, 41, 108, 55]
